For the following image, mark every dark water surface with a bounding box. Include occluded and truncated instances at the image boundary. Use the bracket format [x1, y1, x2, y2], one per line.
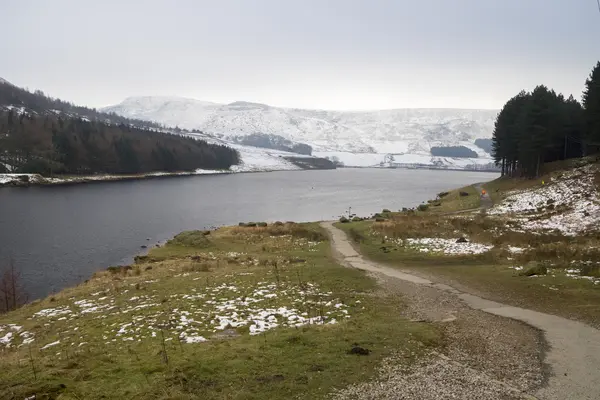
[0, 168, 497, 299]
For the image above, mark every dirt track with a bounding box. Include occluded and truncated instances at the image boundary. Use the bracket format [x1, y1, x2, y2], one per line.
[322, 221, 600, 400]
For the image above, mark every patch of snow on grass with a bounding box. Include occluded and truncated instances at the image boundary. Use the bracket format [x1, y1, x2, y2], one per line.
[40, 340, 60, 350]
[489, 164, 600, 235]
[399, 238, 493, 255]
[34, 306, 72, 318]
[11, 275, 354, 350]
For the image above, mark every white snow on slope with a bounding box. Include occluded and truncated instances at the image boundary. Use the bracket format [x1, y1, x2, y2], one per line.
[314, 151, 494, 169]
[489, 164, 600, 235]
[102, 97, 498, 156]
[400, 237, 493, 255]
[184, 132, 307, 172]
[229, 145, 301, 172]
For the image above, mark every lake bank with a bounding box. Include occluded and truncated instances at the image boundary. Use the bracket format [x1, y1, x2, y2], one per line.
[0, 223, 440, 399]
[0, 169, 497, 300]
[0, 170, 232, 188]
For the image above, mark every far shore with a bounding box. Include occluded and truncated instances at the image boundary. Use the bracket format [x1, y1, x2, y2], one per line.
[0, 170, 235, 188]
[0, 165, 499, 188]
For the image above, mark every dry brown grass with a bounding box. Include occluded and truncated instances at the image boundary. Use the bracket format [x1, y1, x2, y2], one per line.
[228, 222, 327, 242]
[371, 213, 505, 244]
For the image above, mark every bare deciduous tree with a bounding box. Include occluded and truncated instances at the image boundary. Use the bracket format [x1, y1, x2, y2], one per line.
[0, 258, 27, 313]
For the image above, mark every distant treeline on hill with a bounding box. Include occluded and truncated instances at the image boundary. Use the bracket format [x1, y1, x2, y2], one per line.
[430, 146, 478, 158]
[0, 80, 163, 129]
[0, 111, 240, 175]
[474, 138, 493, 154]
[492, 61, 600, 178]
[232, 133, 313, 155]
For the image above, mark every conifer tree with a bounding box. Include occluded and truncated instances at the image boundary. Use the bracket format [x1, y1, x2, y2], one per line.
[583, 61, 600, 154]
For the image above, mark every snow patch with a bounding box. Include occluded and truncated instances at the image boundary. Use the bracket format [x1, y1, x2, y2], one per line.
[397, 237, 493, 255]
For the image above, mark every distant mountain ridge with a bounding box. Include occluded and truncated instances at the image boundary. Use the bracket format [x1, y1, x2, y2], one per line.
[0, 78, 337, 174]
[103, 96, 499, 155]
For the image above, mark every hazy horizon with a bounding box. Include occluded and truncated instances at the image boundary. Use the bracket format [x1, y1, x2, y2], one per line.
[2, 0, 599, 111]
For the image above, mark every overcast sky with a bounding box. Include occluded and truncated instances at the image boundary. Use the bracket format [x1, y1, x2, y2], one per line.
[1, 0, 599, 110]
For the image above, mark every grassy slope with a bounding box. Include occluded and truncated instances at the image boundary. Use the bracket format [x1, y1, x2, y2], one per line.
[0, 223, 439, 400]
[337, 198, 600, 328]
[483, 156, 600, 204]
[428, 184, 481, 213]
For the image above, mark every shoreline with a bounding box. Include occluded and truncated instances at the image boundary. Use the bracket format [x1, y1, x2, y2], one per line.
[0, 169, 265, 188]
[0, 165, 498, 188]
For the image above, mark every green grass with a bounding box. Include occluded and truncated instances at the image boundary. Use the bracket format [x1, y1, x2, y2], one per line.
[0, 223, 439, 400]
[427, 184, 481, 213]
[335, 219, 600, 328]
[417, 264, 600, 327]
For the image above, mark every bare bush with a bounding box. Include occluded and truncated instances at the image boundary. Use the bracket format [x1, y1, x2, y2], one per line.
[0, 258, 27, 313]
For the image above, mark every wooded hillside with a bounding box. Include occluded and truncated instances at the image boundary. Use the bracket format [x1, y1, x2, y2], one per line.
[0, 81, 239, 175]
[0, 111, 239, 174]
[492, 61, 600, 177]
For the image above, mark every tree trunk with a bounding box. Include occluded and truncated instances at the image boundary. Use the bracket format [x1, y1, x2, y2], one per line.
[9, 260, 16, 311]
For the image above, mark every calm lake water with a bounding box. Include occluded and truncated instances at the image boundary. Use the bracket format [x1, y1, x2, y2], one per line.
[0, 168, 497, 300]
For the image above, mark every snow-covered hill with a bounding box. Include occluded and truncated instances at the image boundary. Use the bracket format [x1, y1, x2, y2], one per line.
[102, 97, 498, 157]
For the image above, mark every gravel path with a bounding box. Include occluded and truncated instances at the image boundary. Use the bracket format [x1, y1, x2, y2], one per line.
[322, 221, 600, 400]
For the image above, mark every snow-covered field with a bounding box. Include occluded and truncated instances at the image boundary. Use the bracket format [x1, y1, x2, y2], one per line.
[398, 237, 493, 255]
[314, 151, 495, 169]
[489, 164, 600, 235]
[226, 143, 303, 172]
[0, 278, 353, 350]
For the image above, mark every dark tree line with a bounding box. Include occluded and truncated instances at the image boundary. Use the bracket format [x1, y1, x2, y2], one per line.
[232, 133, 313, 155]
[0, 111, 239, 175]
[474, 138, 493, 154]
[492, 61, 600, 178]
[430, 146, 478, 158]
[0, 79, 163, 130]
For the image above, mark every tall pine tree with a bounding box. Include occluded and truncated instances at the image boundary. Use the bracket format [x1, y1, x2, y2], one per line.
[583, 61, 600, 154]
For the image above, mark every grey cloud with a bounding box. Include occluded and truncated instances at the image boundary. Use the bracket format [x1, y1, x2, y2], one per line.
[1, 0, 598, 110]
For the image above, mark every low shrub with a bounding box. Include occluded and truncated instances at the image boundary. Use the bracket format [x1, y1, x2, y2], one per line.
[167, 230, 211, 248]
[519, 263, 548, 277]
[348, 228, 365, 243]
[417, 204, 429, 212]
[382, 209, 391, 213]
[459, 191, 470, 197]
[438, 191, 450, 198]
[107, 265, 132, 275]
[581, 264, 600, 278]
[134, 255, 149, 263]
[352, 216, 363, 222]
[184, 262, 213, 272]
[257, 222, 268, 227]
[339, 216, 350, 223]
